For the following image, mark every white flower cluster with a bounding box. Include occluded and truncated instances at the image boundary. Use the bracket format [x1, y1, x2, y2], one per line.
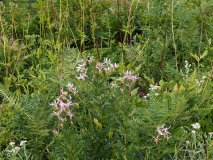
[6, 140, 27, 156]
[144, 84, 160, 99]
[184, 60, 191, 81]
[191, 122, 200, 134]
[198, 76, 206, 88]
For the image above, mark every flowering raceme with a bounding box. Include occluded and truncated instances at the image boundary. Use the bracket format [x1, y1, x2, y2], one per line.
[50, 85, 78, 127]
[153, 124, 171, 143]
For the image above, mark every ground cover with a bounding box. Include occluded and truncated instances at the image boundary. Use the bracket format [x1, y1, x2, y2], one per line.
[0, 0, 213, 159]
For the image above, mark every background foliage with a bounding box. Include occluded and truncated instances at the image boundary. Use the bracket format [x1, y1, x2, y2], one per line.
[0, 0, 213, 159]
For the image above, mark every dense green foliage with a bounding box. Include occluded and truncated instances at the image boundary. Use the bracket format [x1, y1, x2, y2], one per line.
[0, 0, 213, 159]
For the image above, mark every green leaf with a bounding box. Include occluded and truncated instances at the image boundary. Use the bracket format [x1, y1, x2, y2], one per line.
[94, 118, 102, 128]
[131, 87, 138, 96]
[200, 50, 208, 59]
[190, 52, 199, 61]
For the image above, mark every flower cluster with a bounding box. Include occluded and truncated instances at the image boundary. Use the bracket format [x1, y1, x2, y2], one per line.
[76, 57, 118, 80]
[6, 140, 27, 157]
[191, 122, 200, 134]
[50, 84, 78, 127]
[184, 60, 191, 81]
[96, 58, 118, 74]
[76, 56, 94, 80]
[198, 76, 206, 88]
[153, 124, 171, 144]
[116, 70, 139, 88]
[144, 84, 160, 99]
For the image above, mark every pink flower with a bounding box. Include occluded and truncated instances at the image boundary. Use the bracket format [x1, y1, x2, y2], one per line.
[103, 58, 111, 66]
[67, 110, 73, 119]
[52, 129, 59, 135]
[67, 83, 78, 95]
[87, 56, 94, 64]
[53, 110, 62, 118]
[96, 62, 103, 73]
[117, 77, 125, 83]
[76, 73, 88, 80]
[78, 59, 87, 65]
[76, 64, 87, 72]
[130, 74, 139, 83]
[110, 63, 118, 71]
[124, 70, 133, 79]
[50, 100, 59, 109]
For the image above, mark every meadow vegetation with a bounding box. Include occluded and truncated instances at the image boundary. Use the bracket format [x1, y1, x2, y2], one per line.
[0, 0, 213, 159]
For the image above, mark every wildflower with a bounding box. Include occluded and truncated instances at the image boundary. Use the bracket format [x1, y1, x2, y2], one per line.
[191, 123, 200, 129]
[110, 63, 118, 71]
[153, 135, 161, 144]
[9, 142, 15, 146]
[87, 56, 94, 64]
[156, 124, 171, 140]
[186, 140, 190, 145]
[96, 61, 103, 73]
[53, 110, 62, 118]
[110, 82, 118, 88]
[20, 140, 27, 146]
[49, 100, 59, 110]
[52, 129, 59, 135]
[71, 87, 78, 95]
[120, 87, 124, 93]
[58, 100, 73, 111]
[130, 74, 140, 83]
[67, 83, 74, 91]
[104, 67, 111, 74]
[67, 83, 78, 95]
[76, 64, 87, 72]
[76, 73, 88, 80]
[191, 130, 196, 134]
[117, 77, 125, 83]
[67, 110, 73, 119]
[209, 132, 213, 136]
[103, 58, 111, 66]
[124, 70, 133, 80]
[78, 59, 87, 65]
[59, 117, 67, 122]
[126, 83, 132, 88]
[15, 147, 20, 152]
[155, 93, 159, 96]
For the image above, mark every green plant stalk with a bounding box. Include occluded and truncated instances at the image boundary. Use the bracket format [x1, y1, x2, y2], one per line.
[38, 0, 45, 38]
[23, 144, 28, 160]
[90, 0, 100, 59]
[157, 15, 168, 84]
[198, 6, 204, 76]
[171, 0, 177, 68]
[116, 0, 124, 63]
[128, 0, 132, 62]
[80, 0, 85, 54]
[46, 0, 54, 44]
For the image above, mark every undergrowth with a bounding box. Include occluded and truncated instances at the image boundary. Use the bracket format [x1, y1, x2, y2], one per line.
[0, 0, 213, 159]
